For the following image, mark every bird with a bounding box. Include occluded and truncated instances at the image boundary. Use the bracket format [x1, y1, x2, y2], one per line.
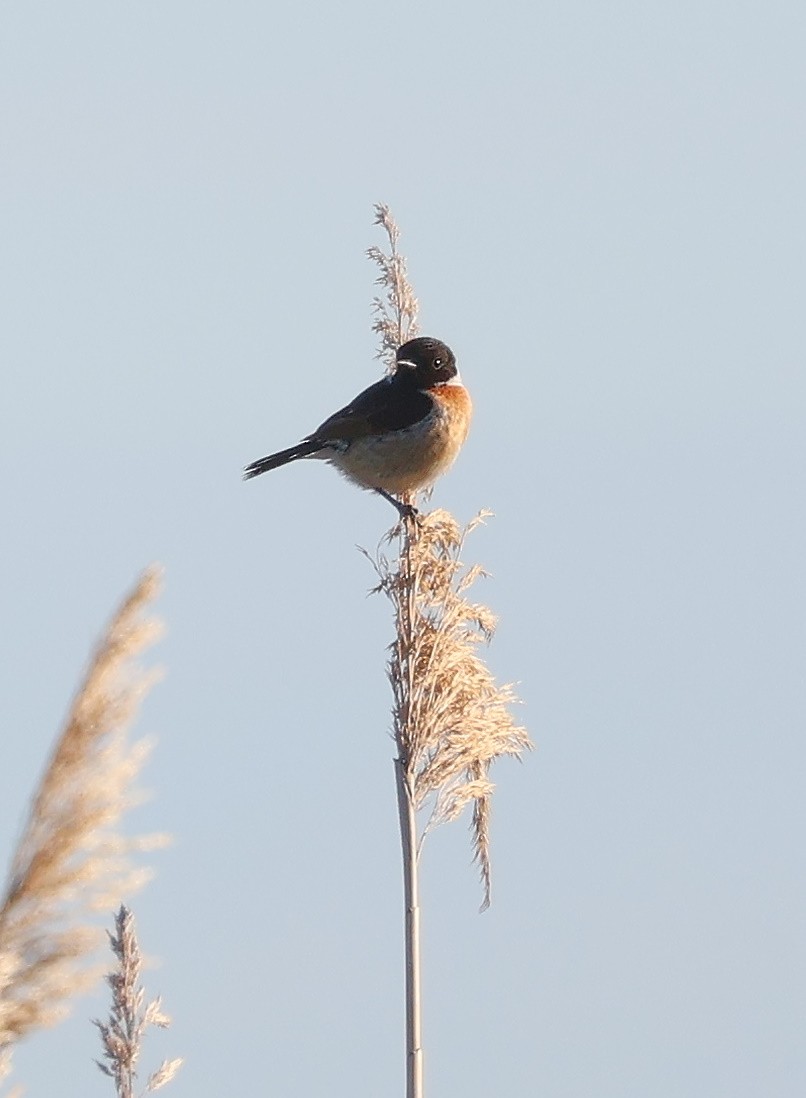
[244, 336, 471, 520]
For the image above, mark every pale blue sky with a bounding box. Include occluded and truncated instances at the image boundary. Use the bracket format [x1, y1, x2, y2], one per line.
[1, 1, 805, 1095]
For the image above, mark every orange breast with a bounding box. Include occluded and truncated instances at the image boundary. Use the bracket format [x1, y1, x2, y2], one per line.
[431, 383, 473, 437]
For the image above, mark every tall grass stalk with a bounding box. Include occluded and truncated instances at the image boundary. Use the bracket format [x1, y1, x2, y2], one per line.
[367, 207, 531, 1098]
[0, 569, 166, 1081]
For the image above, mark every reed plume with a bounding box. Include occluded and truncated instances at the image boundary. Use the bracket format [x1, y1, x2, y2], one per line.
[372, 509, 530, 908]
[367, 202, 420, 369]
[366, 207, 531, 1098]
[95, 905, 182, 1096]
[0, 568, 166, 1074]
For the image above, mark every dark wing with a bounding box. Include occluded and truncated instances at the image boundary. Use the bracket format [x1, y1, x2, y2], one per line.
[310, 376, 433, 443]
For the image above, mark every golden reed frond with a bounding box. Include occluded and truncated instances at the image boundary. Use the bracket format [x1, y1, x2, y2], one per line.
[0, 569, 166, 1059]
[367, 210, 530, 911]
[95, 905, 182, 1097]
[371, 511, 531, 909]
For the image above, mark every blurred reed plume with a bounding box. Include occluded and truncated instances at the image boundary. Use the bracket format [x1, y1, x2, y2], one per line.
[0, 568, 166, 1073]
[367, 207, 530, 1098]
[95, 905, 182, 1097]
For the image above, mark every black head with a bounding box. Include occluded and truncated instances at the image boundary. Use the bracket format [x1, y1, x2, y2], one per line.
[395, 337, 457, 390]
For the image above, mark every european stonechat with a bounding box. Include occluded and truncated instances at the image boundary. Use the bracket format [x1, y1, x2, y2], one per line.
[244, 337, 471, 519]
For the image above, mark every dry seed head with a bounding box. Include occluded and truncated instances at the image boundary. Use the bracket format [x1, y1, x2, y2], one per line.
[367, 203, 420, 369]
[146, 1059, 184, 1093]
[95, 905, 182, 1097]
[372, 510, 531, 908]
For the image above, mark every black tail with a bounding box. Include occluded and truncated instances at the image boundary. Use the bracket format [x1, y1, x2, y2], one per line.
[243, 438, 326, 480]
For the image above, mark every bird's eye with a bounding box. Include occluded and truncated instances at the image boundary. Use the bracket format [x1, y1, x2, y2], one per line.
[434, 357, 443, 367]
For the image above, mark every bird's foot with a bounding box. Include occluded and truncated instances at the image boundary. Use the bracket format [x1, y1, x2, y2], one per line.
[375, 488, 420, 525]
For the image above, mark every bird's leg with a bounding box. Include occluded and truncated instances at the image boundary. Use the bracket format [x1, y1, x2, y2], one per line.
[375, 488, 419, 523]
